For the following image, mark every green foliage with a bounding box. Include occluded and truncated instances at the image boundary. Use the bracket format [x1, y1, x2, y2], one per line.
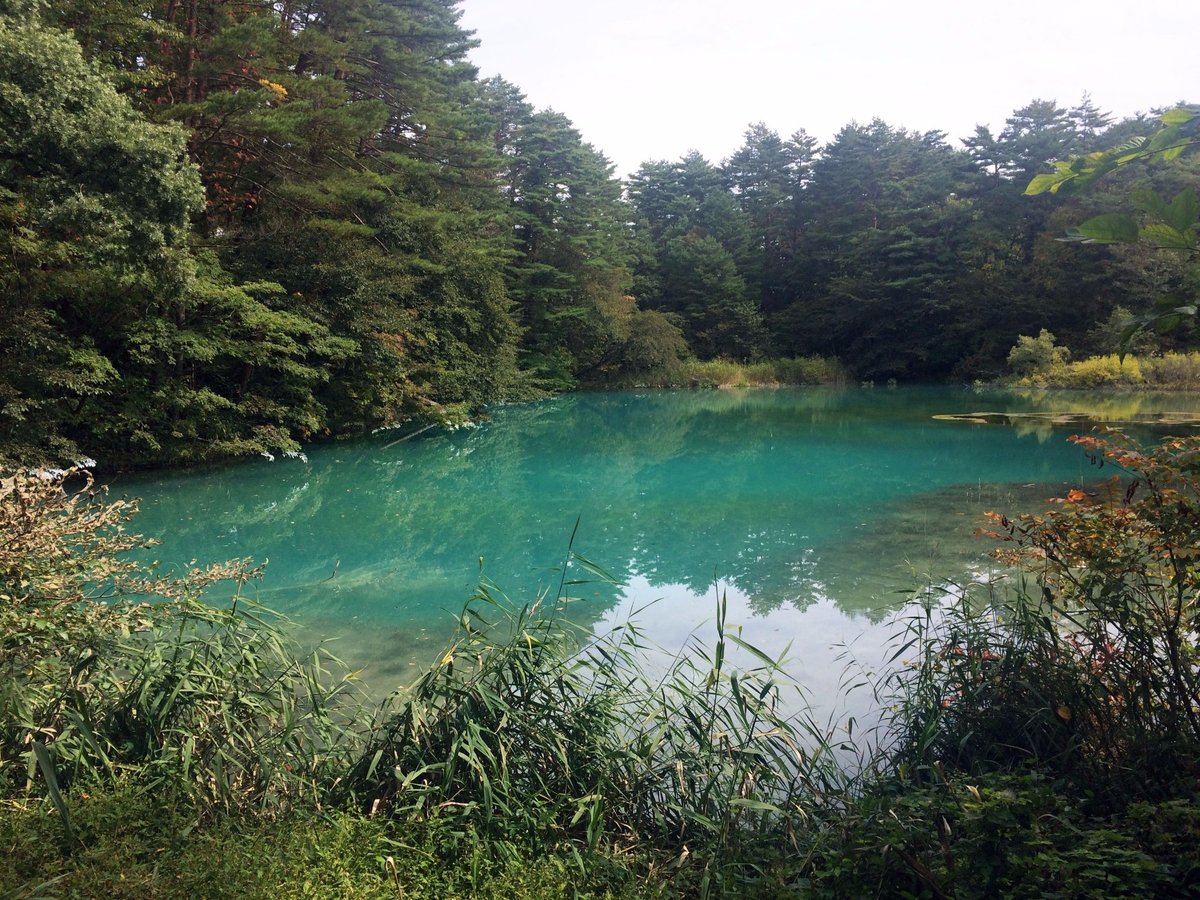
[0, 1, 549, 468]
[0, 787, 672, 898]
[605, 356, 845, 389]
[1025, 106, 1200, 197]
[1025, 107, 1200, 356]
[680, 357, 846, 388]
[1061, 187, 1199, 254]
[4, 0, 1198, 468]
[760, 356, 848, 385]
[722, 123, 818, 313]
[995, 435, 1200, 796]
[0, 15, 375, 467]
[780, 120, 985, 378]
[1007, 328, 1070, 378]
[628, 152, 767, 363]
[1086, 305, 1161, 356]
[491, 99, 640, 389]
[808, 773, 1177, 899]
[1008, 350, 1151, 389]
[1043, 353, 1144, 387]
[4, 1, 1197, 467]
[655, 232, 766, 360]
[798, 432, 1200, 895]
[0, 464, 842, 896]
[7, 433, 1200, 895]
[613, 310, 690, 375]
[1142, 351, 1200, 389]
[0, 16, 198, 465]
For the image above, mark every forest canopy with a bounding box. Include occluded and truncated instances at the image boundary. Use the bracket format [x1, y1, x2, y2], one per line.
[1, 1, 1195, 469]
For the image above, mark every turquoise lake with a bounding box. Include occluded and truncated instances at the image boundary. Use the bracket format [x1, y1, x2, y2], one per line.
[119, 386, 1200, 704]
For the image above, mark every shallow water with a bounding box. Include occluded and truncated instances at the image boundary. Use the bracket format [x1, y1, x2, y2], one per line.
[119, 386, 1200, 700]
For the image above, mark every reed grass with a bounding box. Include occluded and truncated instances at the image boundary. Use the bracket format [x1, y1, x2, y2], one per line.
[0, 469, 361, 828]
[341, 554, 850, 894]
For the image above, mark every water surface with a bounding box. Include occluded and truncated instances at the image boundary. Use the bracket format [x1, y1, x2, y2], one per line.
[121, 386, 1200, 697]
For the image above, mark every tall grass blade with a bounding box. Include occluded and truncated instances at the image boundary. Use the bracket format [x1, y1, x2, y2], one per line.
[31, 741, 75, 844]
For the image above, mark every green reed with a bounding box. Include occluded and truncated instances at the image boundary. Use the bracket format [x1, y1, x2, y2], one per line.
[340, 553, 850, 894]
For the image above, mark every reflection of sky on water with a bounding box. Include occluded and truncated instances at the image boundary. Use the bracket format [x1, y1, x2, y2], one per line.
[589, 575, 897, 725]
[119, 386, 1200, 696]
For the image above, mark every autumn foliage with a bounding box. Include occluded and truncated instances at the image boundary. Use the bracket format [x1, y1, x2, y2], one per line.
[895, 432, 1200, 806]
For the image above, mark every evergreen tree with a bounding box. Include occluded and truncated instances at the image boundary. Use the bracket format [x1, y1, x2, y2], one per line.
[0, 15, 351, 467]
[494, 99, 640, 386]
[723, 123, 817, 313]
[657, 233, 766, 360]
[778, 121, 977, 377]
[147, 0, 525, 430]
[956, 98, 1132, 372]
[628, 152, 765, 359]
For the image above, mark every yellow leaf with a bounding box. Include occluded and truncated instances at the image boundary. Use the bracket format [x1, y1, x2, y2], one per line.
[257, 78, 288, 100]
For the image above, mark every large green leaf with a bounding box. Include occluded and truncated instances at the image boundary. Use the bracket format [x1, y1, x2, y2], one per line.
[1140, 223, 1197, 250]
[1160, 108, 1199, 126]
[1130, 189, 1198, 236]
[1148, 125, 1185, 155]
[1024, 171, 1076, 196]
[1131, 188, 1171, 222]
[1165, 190, 1200, 234]
[32, 740, 76, 843]
[1067, 214, 1139, 244]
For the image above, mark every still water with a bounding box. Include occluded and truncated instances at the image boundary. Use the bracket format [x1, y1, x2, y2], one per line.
[120, 386, 1200, 703]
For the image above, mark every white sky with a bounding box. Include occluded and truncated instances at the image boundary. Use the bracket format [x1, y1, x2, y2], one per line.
[457, 0, 1197, 178]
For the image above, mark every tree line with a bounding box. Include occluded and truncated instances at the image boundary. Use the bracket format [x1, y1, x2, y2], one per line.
[1, 0, 1195, 468]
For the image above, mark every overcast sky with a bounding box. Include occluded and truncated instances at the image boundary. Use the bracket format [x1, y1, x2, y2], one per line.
[457, 0, 1196, 178]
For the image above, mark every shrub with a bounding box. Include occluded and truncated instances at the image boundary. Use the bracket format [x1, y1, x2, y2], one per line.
[885, 433, 1200, 807]
[1007, 329, 1069, 379]
[809, 773, 1175, 899]
[340, 577, 846, 892]
[614, 309, 690, 376]
[0, 785, 674, 898]
[766, 356, 847, 385]
[631, 356, 845, 388]
[1045, 353, 1144, 387]
[1017, 351, 1200, 391]
[1087, 305, 1160, 357]
[1142, 352, 1200, 390]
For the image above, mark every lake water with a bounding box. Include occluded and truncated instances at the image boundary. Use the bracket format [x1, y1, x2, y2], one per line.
[119, 386, 1200, 710]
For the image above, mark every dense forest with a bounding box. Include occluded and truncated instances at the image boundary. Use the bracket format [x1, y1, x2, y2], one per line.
[1, 0, 1196, 469]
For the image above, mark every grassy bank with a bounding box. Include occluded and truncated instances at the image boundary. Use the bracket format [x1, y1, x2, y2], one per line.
[0, 789, 676, 899]
[602, 356, 847, 390]
[4, 435, 1200, 896]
